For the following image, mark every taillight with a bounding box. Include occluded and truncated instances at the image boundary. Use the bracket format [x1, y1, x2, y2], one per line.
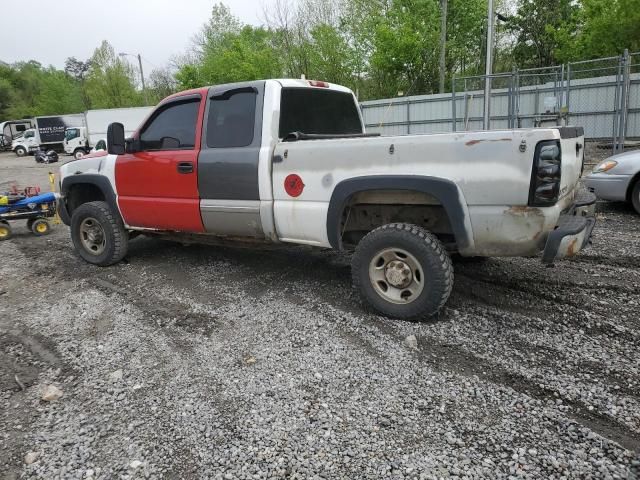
[529, 140, 561, 207]
[308, 80, 329, 88]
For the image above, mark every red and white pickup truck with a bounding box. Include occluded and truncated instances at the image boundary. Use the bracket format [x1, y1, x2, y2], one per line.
[58, 79, 596, 320]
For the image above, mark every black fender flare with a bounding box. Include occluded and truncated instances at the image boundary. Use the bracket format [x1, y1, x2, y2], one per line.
[59, 174, 119, 226]
[326, 175, 472, 250]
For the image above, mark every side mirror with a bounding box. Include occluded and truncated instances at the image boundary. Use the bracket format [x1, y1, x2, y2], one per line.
[125, 137, 140, 154]
[107, 122, 125, 155]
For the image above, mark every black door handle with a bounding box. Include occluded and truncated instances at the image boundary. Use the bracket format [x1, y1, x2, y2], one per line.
[177, 162, 194, 174]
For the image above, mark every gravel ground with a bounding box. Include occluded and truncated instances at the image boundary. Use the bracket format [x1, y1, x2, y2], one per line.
[1, 150, 640, 479]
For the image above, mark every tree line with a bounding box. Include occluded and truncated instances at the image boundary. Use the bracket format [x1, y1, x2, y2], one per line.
[1, 0, 639, 120]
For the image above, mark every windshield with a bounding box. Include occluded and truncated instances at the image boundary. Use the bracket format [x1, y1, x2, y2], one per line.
[278, 88, 363, 138]
[65, 128, 80, 141]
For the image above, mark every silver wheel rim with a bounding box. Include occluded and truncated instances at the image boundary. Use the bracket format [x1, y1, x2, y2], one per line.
[79, 217, 106, 255]
[368, 248, 425, 304]
[75, 151, 83, 159]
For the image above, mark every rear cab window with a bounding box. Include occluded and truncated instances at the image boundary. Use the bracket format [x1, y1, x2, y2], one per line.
[278, 88, 363, 139]
[207, 89, 257, 148]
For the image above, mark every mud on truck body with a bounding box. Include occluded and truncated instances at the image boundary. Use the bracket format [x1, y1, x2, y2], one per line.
[57, 79, 596, 320]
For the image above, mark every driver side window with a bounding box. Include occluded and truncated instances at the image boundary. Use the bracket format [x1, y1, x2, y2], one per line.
[139, 98, 200, 151]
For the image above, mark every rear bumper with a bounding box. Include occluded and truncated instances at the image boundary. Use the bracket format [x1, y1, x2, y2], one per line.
[542, 191, 597, 264]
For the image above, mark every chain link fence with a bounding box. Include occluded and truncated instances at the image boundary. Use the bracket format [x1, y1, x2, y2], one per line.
[361, 50, 640, 155]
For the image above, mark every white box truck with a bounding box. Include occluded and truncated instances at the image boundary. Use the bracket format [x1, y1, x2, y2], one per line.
[0, 119, 33, 151]
[11, 114, 85, 156]
[64, 107, 153, 159]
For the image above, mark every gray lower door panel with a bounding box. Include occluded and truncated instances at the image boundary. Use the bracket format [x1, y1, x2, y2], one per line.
[198, 81, 266, 238]
[200, 200, 263, 238]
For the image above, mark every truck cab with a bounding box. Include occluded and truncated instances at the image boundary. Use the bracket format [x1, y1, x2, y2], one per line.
[64, 127, 89, 159]
[12, 128, 38, 156]
[57, 79, 595, 320]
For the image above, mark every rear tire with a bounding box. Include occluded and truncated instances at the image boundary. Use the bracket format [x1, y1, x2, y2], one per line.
[70, 201, 128, 266]
[15, 146, 26, 157]
[31, 218, 51, 236]
[352, 223, 453, 320]
[631, 180, 640, 215]
[0, 221, 12, 240]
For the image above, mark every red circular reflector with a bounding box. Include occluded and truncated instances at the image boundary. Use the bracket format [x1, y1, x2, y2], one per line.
[284, 174, 305, 197]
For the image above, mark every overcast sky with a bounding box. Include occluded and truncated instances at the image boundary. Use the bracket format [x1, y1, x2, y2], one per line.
[0, 0, 272, 71]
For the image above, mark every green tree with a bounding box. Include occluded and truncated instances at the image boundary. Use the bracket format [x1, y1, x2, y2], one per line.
[198, 26, 283, 85]
[507, 0, 579, 68]
[369, 0, 441, 97]
[177, 6, 284, 89]
[85, 41, 142, 108]
[34, 69, 85, 115]
[555, 0, 640, 61]
[446, 0, 487, 77]
[148, 67, 178, 103]
[0, 61, 86, 118]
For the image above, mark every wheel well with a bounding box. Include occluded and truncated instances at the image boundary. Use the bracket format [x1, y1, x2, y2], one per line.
[626, 171, 640, 201]
[65, 183, 106, 216]
[338, 189, 456, 250]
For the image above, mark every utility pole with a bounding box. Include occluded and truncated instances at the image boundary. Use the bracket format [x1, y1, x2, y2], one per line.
[483, 0, 494, 129]
[439, 0, 448, 94]
[119, 52, 148, 105]
[137, 54, 147, 105]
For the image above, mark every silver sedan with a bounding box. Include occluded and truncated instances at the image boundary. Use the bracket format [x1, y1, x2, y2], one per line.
[585, 149, 640, 213]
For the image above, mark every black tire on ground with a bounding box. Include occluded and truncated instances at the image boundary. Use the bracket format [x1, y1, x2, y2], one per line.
[31, 218, 51, 236]
[70, 201, 128, 266]
[73, 149, 85, 160]
[26, 218, 35, 231]
[15, 146, 26, 157]
[0, 221, 12, 241]
[631, 180, 640, 215]
[351, 223, 454, 320]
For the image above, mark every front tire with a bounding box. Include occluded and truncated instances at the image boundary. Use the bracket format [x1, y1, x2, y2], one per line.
[0, 221, 12, 241]
[70, 201, 128, 266]
[73, 149, 85, 160]
[352, 223, 453, 320]
[631, 180, 640, 215]
[15, 146, 26, 157]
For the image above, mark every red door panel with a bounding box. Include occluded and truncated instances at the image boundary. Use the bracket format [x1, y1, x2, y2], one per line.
[114, 90, 208, 233]
[116, 150, 203, 232]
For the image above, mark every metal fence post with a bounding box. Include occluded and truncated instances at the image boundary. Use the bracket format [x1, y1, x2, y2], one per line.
[559, 63, 565, 122]
[618, 49, 631, 151]
[510, 67, 517, 128]
[515, 68, 521, 128]
[565, 63, 572, 126]
[451, 76, 457, 132]
[613, 55, 623, 153]
[406, 99, 411, 135]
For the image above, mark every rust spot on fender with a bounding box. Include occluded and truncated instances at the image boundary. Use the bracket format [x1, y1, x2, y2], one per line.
[507, 206, 544, 218]
[567, 238, 579, 256]
[465, 138, 512, 147]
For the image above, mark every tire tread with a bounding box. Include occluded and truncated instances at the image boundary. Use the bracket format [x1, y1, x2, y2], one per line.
[71, 201, 128, 266]
[352, 223, 453, 320]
